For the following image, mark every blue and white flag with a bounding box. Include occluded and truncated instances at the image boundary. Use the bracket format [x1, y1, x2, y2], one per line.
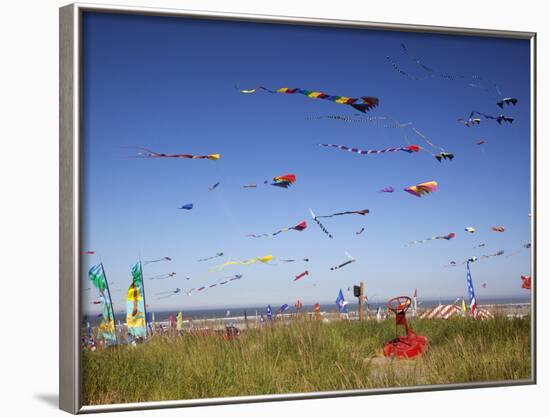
[266, 304, 273, 321]
[466, 261, 478, 319]
[276, 304, 289, 315]
[336, 289, 348, 313]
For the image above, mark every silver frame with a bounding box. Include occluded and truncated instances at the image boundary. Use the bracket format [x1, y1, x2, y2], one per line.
[59, 3, 537, 414]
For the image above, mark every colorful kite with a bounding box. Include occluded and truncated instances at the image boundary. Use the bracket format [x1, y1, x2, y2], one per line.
[310, 116, 453, 162]
[144, 257, 172, 264]
[465, 227, 476, 233]
[491, 226, 506, 232]
[521, 275, 531, 290]
[294, 271, 309, 282]
[272, 174, 296, 188]
[316, 209, 369, 219]
[458, 115, 482, 127]
[214, 255, 273, 271]
[319, 143, 420, 156]
[178, 203, 193, 210]
[330, 252, 356, 271]
[130, 147, 220, 160]
[197, 252, 224, 262]
[240, 86, 379, 113]
[309, 208, 333, 239]
[409, 233, 455, 245]
[379, 186, 395, 193]
[404, 181, 438, 197]
[247, 220, 307, 238]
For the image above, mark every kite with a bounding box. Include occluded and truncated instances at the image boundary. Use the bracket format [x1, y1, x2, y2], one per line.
[240, 86, 379, 113]
[309, 208, 333, 239]
[272, 174, 296, 188]
[497, 97, 518, 108]
[129, 147, 220, 160]
[465, 227, 476, 233]
[242, 184, 258, 188]
[379, 186, 395, 193]
[479, 250, 505, 260]
[148, 272, 176, 280]
[319, 143, 420, 156]
[197, 252, 224, 262]
[208, 182, 220, 191]
[482, 283, 487, 289]
[356, 227, 365, 235]
[90, 300, 102, 305]
[156, 288, 181, 299]
[310, 115, 453, 162]
[409, 233, 455, 245]
[458, 115, 482, 127]
[521, 275, 531, 290]
[491, 226, 506, 232]
[316, 209, 369, 219]
[188, 275, 243, 295]
[444, 261, 457, 267]
[247, 220, 307, 238]
[460, 111, 514, 126]
[476, 139, 486, 145]
[276, 304, 290, 315]
[83, 251, 96, 255]
[214, 255, 273, 271]
[524, 243, 532, 249]
[294, 271, 309, 282]
[144, 257, 172, 264]
[178, 204, 194, 210]
[474, 243, 486, 248]
[388, 43, 517, 107]
[281, 258, 309, 263]
[330, 252, 356, 271]
[404, 181, 438, 197]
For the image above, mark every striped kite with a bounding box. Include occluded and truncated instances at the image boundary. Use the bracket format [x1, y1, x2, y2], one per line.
[319, 143, 420, 156]
[130, 147, 220, 160]
[409, 233, 455, 245]
[309, 208, 333, 239]
[240, 86, 379, 113]
[330, 252, 356, 271]
[247, 220, 307, 238]
[316, 209, 369, 219]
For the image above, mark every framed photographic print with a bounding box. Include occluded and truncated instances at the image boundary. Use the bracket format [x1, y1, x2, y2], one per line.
[59, 3, 536, 413]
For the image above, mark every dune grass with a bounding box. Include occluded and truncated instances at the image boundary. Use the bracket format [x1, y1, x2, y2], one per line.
[82, 316, 531, 405]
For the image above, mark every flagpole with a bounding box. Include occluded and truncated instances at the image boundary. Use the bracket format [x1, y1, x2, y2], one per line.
[100, 260, 118, 344]
[139, 259, 150, 335]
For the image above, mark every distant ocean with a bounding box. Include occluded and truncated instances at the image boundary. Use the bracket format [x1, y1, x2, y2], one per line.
[83, 296, 531, 326]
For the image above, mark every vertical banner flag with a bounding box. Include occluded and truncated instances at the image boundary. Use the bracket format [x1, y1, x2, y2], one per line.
[336, 289, 349, 313]
[126, 262, 147, 339]
[266, 304, 273, 321]
[466, 260, 478, 319]
[176, 312, 184, 331]
[88, 264, 117, 344]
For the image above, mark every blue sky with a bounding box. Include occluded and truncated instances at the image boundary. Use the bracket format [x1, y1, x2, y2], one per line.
[81, 12, 531, 314]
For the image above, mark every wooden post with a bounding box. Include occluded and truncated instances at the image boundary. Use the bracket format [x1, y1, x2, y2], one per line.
[359, 281, 364, 321]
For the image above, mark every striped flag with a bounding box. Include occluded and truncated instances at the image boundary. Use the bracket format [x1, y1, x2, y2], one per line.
[466, 261, 478, 319]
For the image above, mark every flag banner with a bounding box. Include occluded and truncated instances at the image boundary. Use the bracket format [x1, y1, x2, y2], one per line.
[126, 262, 147, 339]
[266, 305, 273, 321]
[88, 264, 117, 344]
[176, 312, 184, 331]
[336, 289, 348, 313]
[466, 261, 478, 319]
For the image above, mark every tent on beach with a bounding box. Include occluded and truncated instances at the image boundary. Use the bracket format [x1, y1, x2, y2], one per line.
[419, 304, 495, 320]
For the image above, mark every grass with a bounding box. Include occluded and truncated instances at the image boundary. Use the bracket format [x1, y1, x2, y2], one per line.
[82, 316, 531, 405]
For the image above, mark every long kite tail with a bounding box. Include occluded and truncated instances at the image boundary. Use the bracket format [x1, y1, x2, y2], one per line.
[309, 208, 333, 239]
[316, 209, 369, 219]
[319, 143, 420, 155]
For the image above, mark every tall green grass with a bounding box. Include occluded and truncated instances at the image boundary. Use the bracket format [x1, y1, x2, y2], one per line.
[82, 316, 531, 405]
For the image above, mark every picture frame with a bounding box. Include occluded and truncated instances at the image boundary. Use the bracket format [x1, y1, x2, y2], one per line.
[60, 3, 536, 413]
